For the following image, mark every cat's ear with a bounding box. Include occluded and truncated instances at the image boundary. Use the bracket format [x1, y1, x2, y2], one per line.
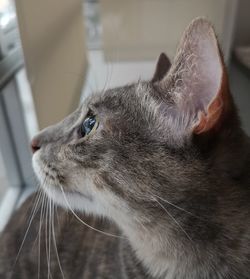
[152, 53, 171, 82]
[159, 18, 231, 135]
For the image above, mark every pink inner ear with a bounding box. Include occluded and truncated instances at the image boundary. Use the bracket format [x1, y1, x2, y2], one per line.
[191, 32, 225, 134]
[194, 94, 223, 134]
[194, 68, 230, 134]
[177, 26, 222, 113]
[161, 18, 225, 133]
[196, 32, 222, 110]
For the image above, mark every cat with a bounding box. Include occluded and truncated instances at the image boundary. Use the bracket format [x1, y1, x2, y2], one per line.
[1, 17, 250, 279]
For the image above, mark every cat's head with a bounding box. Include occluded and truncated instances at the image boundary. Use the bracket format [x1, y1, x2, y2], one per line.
[32, 18, 239, 237]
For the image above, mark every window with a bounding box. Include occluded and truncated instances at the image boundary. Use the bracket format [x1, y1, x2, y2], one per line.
[0, 151, 9, 205]
[0, 0, 88, 231]
[0, 55, 36, 230]
[0, 0, 36, 230]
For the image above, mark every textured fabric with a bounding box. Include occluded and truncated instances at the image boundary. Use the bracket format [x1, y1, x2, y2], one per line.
[0, 194, 150, 279]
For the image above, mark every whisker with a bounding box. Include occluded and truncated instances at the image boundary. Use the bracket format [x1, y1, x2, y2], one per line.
[52, 202, 65, 279]
[38, 191, 46, 279]
[59, 186, 125, 239]
[55, 205, 60, 228]
[44, 196, 51, 279]
[32, 189, 47, 250]
[48, 197, 52, 279]
[25, 188, 42, 225]
[153, 197, 193, 243]
[12, 188, 43, 273]
[150, 192, 205, 221]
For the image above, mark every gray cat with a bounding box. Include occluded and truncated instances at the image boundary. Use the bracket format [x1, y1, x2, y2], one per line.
[1, 18, 250, 279]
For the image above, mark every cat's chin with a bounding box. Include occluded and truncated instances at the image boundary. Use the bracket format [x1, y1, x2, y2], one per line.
[41, 183, 95, 213]
[41, 181, 98, 214]
[32, 152, 96, 213]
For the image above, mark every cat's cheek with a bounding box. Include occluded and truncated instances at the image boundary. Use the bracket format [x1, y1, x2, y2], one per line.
[32, 152, 121, 217]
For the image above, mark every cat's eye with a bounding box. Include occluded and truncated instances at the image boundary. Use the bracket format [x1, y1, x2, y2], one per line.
[80, 115, 98, 138]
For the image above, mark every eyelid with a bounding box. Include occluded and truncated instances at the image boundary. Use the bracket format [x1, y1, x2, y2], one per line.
[87, 109, 94, 117]
[79, 108, 94, 125]
[87, 106, 97, 117]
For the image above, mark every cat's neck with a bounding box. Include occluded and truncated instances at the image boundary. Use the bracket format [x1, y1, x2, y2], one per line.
[207, 127, 250, 184]
[116, 131, 250, 279]
[117, 215, 182, 278]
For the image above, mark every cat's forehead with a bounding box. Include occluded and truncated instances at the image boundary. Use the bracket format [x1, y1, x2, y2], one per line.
[87, 82, 146, 112]
[84, 81, 158, 115]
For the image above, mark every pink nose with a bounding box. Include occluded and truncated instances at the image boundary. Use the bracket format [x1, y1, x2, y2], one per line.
[31, 138, 40, 154]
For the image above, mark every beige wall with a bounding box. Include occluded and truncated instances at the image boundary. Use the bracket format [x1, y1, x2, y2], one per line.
[101, 0, 237, 62]
[234, 0, 250, 46]
[15, 0, 88, 129]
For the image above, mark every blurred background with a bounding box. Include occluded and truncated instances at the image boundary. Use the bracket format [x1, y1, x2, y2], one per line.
[0, 0, 250, 230]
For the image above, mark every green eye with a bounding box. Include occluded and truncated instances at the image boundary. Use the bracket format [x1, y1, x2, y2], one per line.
[80, 115, 98, 137]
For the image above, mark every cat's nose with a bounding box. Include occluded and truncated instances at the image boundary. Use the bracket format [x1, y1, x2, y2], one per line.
[31, 138, 41, 154]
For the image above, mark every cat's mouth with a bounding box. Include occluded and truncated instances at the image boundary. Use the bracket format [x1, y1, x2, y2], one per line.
[32, 152, 93, 206]
[32, 153, 64, 187]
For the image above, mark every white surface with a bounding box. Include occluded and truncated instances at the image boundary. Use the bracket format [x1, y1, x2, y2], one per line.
[234, 0, 250, 46]
[101, 0, 237, 62]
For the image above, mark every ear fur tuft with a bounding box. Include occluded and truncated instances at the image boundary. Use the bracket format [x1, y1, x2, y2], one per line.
[157, 17, 231, 135]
